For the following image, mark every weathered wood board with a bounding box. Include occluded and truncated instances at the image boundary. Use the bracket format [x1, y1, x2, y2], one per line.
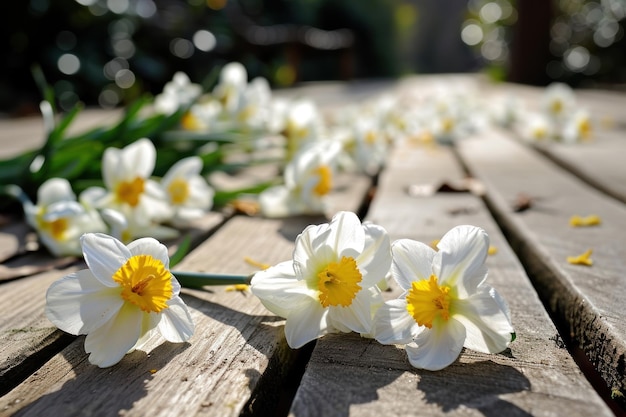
[457, 128, 626, 406]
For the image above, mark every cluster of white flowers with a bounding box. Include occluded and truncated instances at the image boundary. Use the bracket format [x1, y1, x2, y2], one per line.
[27, 139, 214, 256]
[45, 67, 608, 371]
[492, 82, 593, 143]
[251, 211, 515, 371]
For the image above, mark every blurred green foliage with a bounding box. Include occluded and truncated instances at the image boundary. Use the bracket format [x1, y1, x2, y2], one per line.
[1, 0, 399, 115]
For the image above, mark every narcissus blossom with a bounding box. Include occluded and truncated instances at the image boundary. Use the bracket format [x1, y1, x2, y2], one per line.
[45, 233, 194, 367]
[160, 156, 214, 226]
[250, 211, 392, 348]
[259, 140, 340, 218]
[374, 225, 514, 371]
[85, 138, 172, 229]
[24, 178, 106, 256]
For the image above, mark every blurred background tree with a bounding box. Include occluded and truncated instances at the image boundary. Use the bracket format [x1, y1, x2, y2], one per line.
[2, 0, 625, 116]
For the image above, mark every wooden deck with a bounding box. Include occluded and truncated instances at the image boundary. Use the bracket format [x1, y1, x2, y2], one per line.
[0, 75, 625, 416]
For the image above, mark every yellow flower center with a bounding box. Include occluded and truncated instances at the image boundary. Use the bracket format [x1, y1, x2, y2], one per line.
[317, 256, 362, 307]
[442, 117, 454, 133]
[406, 274, 451, 328]
[578, 118, 592, 139]
[113, 254, 173, 313]
[313, 165, 332, 196]
[551, 99, 563, 115]
[167, 178, 190, 205]
[365, 130, 377, 145]
[533, 126, 547, 140]
[39, 216, 69, 240]
[181, 111, 202, 131]
[115, 177, 145, 207]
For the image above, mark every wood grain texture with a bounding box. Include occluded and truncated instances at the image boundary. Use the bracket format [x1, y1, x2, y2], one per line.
[457, 128, 626, 408]
[290, 142, 613, 416]
[531, 127, 626, 204]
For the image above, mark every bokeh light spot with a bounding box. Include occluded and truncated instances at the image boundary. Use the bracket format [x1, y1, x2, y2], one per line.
[193, 30, 216, 52]
[461, 23, 483, 46]
[58, 53, 81, 75]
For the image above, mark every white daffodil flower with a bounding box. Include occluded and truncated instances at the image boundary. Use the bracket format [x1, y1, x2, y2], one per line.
[374, 225, 514, 371]
[154, 72, 202, 115]
[234, 76, 273, 130]
[212, 62, 248, 115]
[562, 109, 592, 143]
[259, 140, 340, 218]
[282, 99, 323, 159]
[349, 119, 388, 176]
[250, 211, 392, 348]
[24, 178, 106, 256]
[521, 112, 554, 141]
[161, 156, 214, 226]
[542, 82, 576, 121]
[89, 139, 173, 228]
[45, 233, 194, 367]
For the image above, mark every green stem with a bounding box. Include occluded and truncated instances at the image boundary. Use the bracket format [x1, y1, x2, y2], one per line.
[172, 271, 252, 288]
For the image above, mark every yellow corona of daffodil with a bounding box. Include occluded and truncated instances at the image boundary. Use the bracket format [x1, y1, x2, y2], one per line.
[250, 211, 392, 348]
[45, 233, 194, 367]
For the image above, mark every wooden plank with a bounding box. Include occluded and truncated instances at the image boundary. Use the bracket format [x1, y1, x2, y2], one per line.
[0, 173, 373, 416]
[289, 143, 614, 416]
[456, 128, 626, 408]
[531, 128, 626, 204]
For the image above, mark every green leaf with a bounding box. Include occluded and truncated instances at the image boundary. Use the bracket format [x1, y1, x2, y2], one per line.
[169, 235, 192, 268]
[510, 332, 517, 342]
[212, 180, 277, 207]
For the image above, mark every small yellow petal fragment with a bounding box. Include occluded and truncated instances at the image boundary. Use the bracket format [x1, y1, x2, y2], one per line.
[569, 214, 601, 227]
[567, 249, 593, 266]
[430, 239, 440, 250]
[149, 369, 158, 374]
[244, 257, 271, 270]
[225, 284, 250, 292]
[488, 245, 498, 255]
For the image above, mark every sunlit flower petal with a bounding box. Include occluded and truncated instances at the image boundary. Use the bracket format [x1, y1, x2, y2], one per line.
[405, 318, 466, 371]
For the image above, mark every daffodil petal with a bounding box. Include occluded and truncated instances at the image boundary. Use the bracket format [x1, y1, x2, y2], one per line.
[38, 178, 76, 206]
[81, 233, 130, 287]
[391, 239, 436, 290]
[357, 222, 392, 287]
[45, 270, 123, 335]
[325, 211, 364, 259]
[159, 296, 195, 343]
[162, 156, 202, 185]
[284, 302, 328, 348]
[328, 288, 376, 335]
[405, 318, 466, 371]
[251, 261, 315, 318]
[123, 138, 156, 179]
[84, 303, 143, 367]
[452, 287, 514, 353]
[374, 298, 420, 345]
[434, 225, 489, 297]
[127, 237, 170, 268]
